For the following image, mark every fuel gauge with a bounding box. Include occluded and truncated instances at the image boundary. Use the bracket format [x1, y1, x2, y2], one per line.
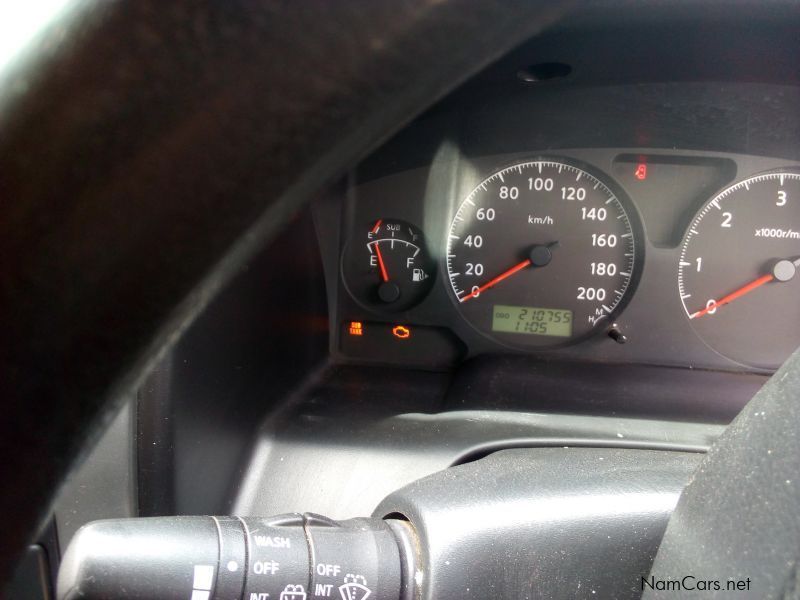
[342, 219, 435, 311]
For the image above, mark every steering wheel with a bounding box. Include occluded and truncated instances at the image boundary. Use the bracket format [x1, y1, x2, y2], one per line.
[645, 349, 800, 598]
[1, 1, 797, 597]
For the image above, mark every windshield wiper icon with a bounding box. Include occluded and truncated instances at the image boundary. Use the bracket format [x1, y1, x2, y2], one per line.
[339, 574, 372, 600]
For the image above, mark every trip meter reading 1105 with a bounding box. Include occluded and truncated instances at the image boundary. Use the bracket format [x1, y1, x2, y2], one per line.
[446, 159, 640, 348]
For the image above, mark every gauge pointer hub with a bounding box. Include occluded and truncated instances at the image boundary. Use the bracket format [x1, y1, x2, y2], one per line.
[460, 242, 558, 303]
[378, 281, 401, 303]
[690, 257, 800, 319]
[773, 258, 800, 282]
[373, 241, 404, 302]
[530, 241, 560, 267]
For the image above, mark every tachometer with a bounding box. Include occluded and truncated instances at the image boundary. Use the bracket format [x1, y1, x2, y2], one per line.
[446, 159, 640, 348]
[678, 170, 800, 369]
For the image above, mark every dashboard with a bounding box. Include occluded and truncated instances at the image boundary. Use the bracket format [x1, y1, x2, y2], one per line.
[323, 146, 800, 373]
[312, 19, 800, 376]
[11, 3, 800, 598]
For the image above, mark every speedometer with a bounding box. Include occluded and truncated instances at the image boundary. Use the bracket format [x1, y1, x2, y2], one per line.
[446, 159, 641, 348]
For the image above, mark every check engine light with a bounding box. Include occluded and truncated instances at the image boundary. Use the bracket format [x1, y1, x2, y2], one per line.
[339, 321, 463, 368]
[392, 325, 410, 339]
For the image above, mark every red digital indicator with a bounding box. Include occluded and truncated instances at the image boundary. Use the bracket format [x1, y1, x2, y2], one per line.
[348, 321, 364, 336]
[634, 163, 647, 180]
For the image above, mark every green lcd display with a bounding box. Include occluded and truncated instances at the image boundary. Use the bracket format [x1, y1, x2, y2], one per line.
[492, 305, 573, 337]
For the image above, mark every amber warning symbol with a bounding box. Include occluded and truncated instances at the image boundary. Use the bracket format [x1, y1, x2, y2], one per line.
[391, 325, 410, 339]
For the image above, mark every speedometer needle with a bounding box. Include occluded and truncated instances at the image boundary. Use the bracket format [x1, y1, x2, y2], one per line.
[460, 259, 532, 303]
[459, 242, 559, 303]
[690, 257, 800, 319]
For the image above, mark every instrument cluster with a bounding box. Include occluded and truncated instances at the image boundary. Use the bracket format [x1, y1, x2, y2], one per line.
[318, 146, 800, 373]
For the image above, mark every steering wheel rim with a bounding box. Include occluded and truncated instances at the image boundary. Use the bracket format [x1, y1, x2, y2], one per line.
[646, 349, 800, 598]
[0, 0, 571, 583]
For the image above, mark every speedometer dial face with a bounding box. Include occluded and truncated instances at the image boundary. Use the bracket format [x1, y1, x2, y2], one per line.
[678, 171, 800, 369]
[446, 159, 639, 348]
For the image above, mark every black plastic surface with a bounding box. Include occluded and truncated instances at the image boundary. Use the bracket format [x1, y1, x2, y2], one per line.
[57, 517, 223, 599]
[6, 545, 51, 600]
[231, 364, 728, 520]
[215, 518, 247, 600]
[55, 401, 136, 549]
[444, 356, 765, 424]
[306, 516, 402, 600]
[375, 448, 702, 600]
[241, 516, 309, 600]
[137, 210, 329, 517]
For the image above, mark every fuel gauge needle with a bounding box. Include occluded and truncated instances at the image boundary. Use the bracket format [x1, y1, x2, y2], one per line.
[690, 257, 800, 319]
[374, 243, 390, 282]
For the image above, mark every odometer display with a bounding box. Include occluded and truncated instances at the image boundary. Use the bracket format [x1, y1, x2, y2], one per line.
[492, 305, 573, 337]
[446, 159, 638, 348]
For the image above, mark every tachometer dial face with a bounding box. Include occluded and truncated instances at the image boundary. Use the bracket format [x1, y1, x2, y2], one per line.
[446, 159, 640, 348]
[678, 171, 800, 369]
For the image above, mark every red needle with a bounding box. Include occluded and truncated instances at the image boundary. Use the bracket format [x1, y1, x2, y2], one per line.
[691, 273, 775, 319]
[460, 258, 532, 303]
[374, 243, 390, 282]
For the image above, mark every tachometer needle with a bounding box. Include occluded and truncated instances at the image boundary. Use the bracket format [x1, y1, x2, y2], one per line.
[691, 273, 774, 319]
[460, 259, 532, 303]
[691, 258, 800, 319]
[374, 243, 390, 282]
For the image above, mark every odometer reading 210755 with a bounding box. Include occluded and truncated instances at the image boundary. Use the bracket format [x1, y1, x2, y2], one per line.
[446, 159, 639, 348]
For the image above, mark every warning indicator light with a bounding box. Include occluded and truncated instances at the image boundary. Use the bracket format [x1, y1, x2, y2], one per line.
[392, 325, 411, 339]
[348, 321, 364, 336]
[634, 163, 647, 180]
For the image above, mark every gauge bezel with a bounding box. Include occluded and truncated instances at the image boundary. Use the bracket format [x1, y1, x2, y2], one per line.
[441, 156, 645, 351]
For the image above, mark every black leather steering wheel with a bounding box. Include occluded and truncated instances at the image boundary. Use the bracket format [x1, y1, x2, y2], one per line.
[0, 0, 569, 583]
[2, 2, 797, 599]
